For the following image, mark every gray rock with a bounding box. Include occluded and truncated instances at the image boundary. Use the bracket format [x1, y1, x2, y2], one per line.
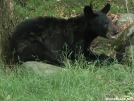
[21, 61, 67, 76]
[116, 13, 134, 26]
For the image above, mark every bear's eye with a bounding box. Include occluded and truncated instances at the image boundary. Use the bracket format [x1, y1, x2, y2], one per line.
[104, 21, 109, 27]
[105, 21, 108, 25]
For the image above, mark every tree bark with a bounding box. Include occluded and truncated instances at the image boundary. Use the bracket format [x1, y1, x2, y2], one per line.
[112, 23, 134, 64]
[112, 23, 134, 53]
[0, 0, 18, 65]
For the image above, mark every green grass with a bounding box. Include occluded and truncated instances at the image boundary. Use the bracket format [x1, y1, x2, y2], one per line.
[0, 63, 134, 101]
[14, 0, 126, 21]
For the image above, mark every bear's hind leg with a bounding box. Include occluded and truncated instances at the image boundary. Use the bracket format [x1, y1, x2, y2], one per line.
[14, 41, 62, 66]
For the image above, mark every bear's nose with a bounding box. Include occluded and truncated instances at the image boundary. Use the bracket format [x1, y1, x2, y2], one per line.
[116, 30, 119, 34]
[114, 29, 119, 35]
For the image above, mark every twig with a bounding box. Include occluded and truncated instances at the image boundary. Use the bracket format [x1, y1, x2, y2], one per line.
[125, 0, 129, 13]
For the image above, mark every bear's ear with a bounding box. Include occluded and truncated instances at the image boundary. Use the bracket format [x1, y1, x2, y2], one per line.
[100, 3, 110, 14]
[84, 6, 96, 19]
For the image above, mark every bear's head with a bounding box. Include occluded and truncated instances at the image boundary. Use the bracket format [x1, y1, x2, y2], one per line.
[84, 3, 119, 39]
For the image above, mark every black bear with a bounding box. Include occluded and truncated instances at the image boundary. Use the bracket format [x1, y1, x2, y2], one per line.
[10, 3, 119, 65]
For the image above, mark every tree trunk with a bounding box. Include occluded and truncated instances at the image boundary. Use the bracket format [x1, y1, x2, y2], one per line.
[0, 0, 18, 65]
[112, 23, 134, 53]
[112, 23, 134, 64]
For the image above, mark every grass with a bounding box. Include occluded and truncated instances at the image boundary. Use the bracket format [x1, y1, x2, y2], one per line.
[14, 0, 126, 21]
[1, 0, 134, 100]
[0, 63, 134, 101]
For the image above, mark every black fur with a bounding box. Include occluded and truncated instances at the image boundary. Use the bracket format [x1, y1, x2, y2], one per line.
[10, 3, 119, 65]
